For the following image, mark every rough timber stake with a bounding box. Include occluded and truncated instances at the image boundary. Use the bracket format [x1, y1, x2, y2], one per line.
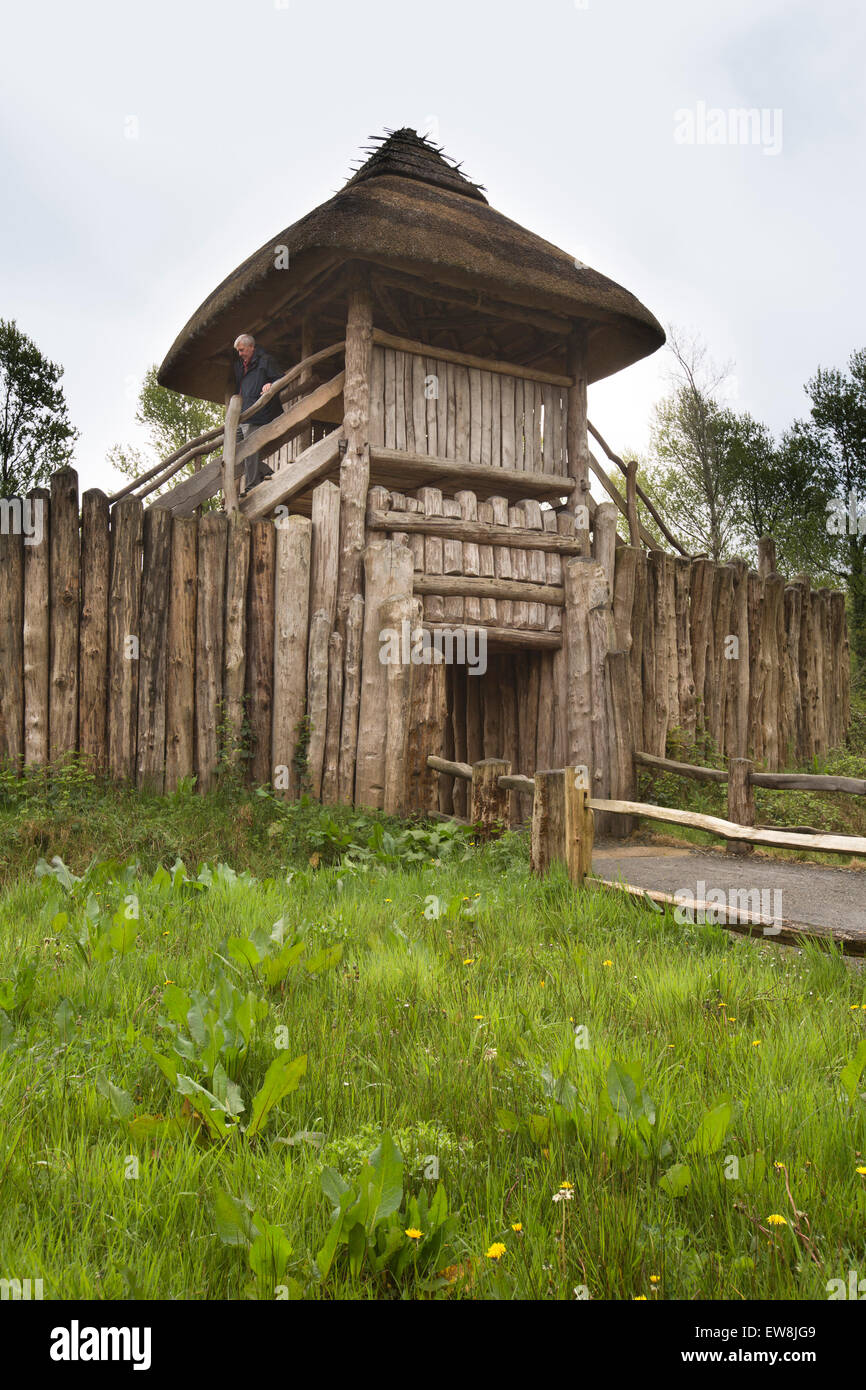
[471, 759, 511, 841]
[726, 757, 755, 857]
[531, 767, 594, 884]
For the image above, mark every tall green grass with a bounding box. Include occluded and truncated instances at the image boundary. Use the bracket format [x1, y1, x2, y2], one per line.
[0, 780, 864, 1299]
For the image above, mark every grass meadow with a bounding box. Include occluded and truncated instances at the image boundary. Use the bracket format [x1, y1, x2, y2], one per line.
[0, 768, 864, 1302]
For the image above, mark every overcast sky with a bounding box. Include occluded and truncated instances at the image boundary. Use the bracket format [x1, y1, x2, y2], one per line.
[1, 0, 864, 495]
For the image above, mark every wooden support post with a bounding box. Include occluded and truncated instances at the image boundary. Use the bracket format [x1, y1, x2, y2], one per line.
[334, 281, 373, 797]
[0, 506, 24, 770]
[23, 488, 51, 768]
[107, 494, 143, 781]
[726, 757, 755, 856]
[758, 536, 777, 580]
[567, 329, 591, 556]
[245, 520, 276, 788]
[381, 592, 414, 816]
[470, 758, 511, 841]
[194, 513, 228, 795]
[337, 593, 365, 805]
[531, 767, 594, 883]
[355, 539, 414, 810]
[272, 514, 312, 799]
[136, 505, 172, 792]
[165, 515, 197, 792]
[606, 650, 636, 836]
[222, 395, 242, 515]
[223, 512, 251, 768]
[78, 490, 109, 774]
[49, 468, 81, 765]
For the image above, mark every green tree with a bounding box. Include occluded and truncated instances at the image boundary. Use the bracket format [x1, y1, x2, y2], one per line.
[722, 413, 836, 578]
[801, 349, 866, 685]
[108, 365, 223, 499]
[646, 329, 739, 559]
[0, 319, 78, 496]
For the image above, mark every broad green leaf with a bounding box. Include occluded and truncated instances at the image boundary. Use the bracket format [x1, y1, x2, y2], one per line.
[495, 1108, 521, 1133]
[315, 1213, 343, 1282]
[688, 1102, 732, 1156]
[246, 1053, 307, 1139]
[841, 1039, 866, 1105]
[96, 1075, 134, 1122]
[659, 1163, 692, 1197]
[347, 1219, 366, 1277]
[213, 1189, 258, 1247]
[161, 984, 193, 1027]
[249, 1223, 292, 1286]
[211, 1063, 245, 1117]
[141, 1037, 180, 1089]
[366, 1134, 404, 1229]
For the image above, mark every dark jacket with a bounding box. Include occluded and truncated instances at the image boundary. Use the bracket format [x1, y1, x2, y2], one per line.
[233, 347, 284, 426]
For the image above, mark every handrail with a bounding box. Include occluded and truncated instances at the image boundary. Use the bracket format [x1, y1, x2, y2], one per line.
[587, 421, 688, 556]
[155, 370, 346, 516]
[108, 340, 345, 505]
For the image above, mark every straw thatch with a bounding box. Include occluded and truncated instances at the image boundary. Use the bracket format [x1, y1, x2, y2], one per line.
[158, 129, 664, 402]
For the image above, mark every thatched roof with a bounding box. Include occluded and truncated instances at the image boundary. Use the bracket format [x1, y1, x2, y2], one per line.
[158, 129, 664, 401]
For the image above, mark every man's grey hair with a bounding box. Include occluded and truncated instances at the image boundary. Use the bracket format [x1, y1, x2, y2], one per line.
[234, 334, 255, 349]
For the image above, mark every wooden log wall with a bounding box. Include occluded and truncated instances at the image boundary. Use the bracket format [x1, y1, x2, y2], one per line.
[0, 469, 852, 814]
[614, 553, 850, 771]
[367, 346, 568, 476]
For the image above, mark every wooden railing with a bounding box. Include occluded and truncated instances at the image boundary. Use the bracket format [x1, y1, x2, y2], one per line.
[108, 341, 346, 509]
[427, 754, 866, 954]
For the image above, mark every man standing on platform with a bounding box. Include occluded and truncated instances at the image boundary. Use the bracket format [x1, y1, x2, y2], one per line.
[232, 334, 284, 493]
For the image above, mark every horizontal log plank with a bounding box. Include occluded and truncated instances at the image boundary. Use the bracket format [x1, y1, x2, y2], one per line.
[589, 877, 866, 956]
[498, 773, 536, 795]
[634, 750, 728, 784]
[590, 799, 866, 856]
[242, 429, 344, 520]
[428, 754, 473, 782]
[370, 448, 573, 501]
[372, 329, 572, 387]
[367, 508, 584, 553]
[414, 574, 564, 606]
[750, 771, 866, 795]
[423, 622, 561, 651]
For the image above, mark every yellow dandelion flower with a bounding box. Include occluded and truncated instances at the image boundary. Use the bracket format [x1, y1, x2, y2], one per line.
[540, 980, 546, 988]
[603, 960, 613, 968]
[405, 1229, 423, 1241]
[633, 1295, 648, 1300]
[773, 1161, 786, 1171]
[385, 899, 392, 904]
[474, 1015, 484, 1021]
[463, 958, 476, 966]
[752, 1040, 762, 1047]
[727, 1018, 737, 1023]
[511, 1223, 523, 1233]
[559, 1180, 574, 1191]
[856, 1167, 866, 1177]
[164, 979, 174, 985]
[486, 1243, 506, 1260]
[649, 1275, 660, 1283]
[767, 1214, 787, 1227]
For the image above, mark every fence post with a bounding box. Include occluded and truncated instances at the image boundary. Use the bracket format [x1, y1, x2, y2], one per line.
[727, 757, 755, 856]
[531, 766, 594, 884]
[223, 395, 243, 515]
[471, 759, 511, 841]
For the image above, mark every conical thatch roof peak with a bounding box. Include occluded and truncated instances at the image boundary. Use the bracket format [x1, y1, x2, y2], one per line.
[342, 128, 488, 204]
[158, 128, 665, 402]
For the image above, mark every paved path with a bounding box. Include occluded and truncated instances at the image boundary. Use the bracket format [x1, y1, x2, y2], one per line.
[591, 841, 866, 942]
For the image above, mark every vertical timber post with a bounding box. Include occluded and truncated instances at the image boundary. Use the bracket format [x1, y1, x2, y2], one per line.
[726, 757, 755, 857]
[531, 767, 594, 883]
[566, 328, 591, 558]
[333, 277, 374, 803]
[471, 759, 511, 841]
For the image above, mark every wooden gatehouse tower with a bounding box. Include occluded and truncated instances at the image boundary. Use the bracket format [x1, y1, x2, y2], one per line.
[1, 130, 848, 814]
[153, 128, 665, 816]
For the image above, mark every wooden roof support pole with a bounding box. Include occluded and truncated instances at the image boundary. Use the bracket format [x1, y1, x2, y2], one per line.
[331, 278, 374, 804]
[223, 395, 242, 515]
[567, 328, 591, 557]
